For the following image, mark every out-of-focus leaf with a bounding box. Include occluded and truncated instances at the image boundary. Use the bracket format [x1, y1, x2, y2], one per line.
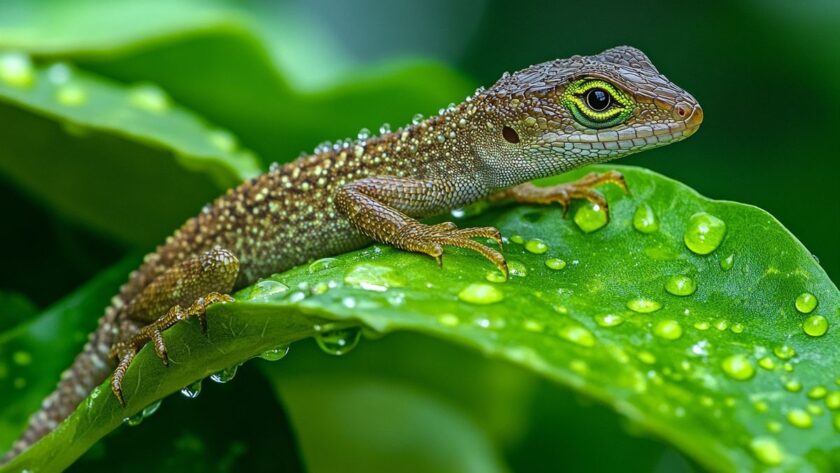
[4, 165, 837, 472]
[0, 258, 136, 449]
[0, 56, 260, 245]
[0, 0, 475, 168]
[0, 292, 37, 333]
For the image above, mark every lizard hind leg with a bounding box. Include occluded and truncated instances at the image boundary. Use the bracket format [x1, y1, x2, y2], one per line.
[109, 247, 239, 405]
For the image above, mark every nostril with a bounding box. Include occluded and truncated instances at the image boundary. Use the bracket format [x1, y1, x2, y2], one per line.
[674, 102, 691, 119]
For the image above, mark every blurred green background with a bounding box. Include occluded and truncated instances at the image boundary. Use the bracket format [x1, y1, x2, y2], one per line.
[0, 0, 837, 471]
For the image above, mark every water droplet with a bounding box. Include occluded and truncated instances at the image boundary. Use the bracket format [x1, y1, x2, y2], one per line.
[786, 409, 813, 429]
[807, 403, 823, 416]
[807, 386, 828, 400]
[825, 392, 840, 410]
[595, 313, 624, 327]
[411, 113, 424, 124]
[458, 283, 504, 304]
[794, 292, 817, 313]
[693, 321, 710, 330]
[308, 257, 339, 273]
[378, 123, 391, 135]
[508, 260, 528, 277]
[559, 325, 596, 347]
[714, 319, 729, 331]
[730, 323, 745, 334]
[523, 319, 544, 332]
[664, 275, 696, 296]
[784, 379, 802, 392]
[344, 264, 404, 292]
[721, 354, 755, 380]
[773, 345, 796, 360]
[758, 357, 776, 370]
[802, 315, 828, 337]
[626, 297, 662, 313]
[637, 351, 656, 364]
[128, 83, 170, 113]
[247, 279, 289, 300]
[0, 52, 34, 87]
[720, 254, 734, 271]
[754, 400, 769, 412]
[683, 212, 726, 255]
[767, 420, 783, 433]
[46, 62, 71, 84]
[357, 128, 370, 142]
[56, 84, 87, 107]
[750, 437, 784, 466]
[653, 319, 683, 340]
[509, 234, 525, 244]
[208, 130, 237, 152]
[574, 202, 607, 233]
[315, 327, 361, 356]
[544, 258, 566, 270]
[210, 364, 240, 383]
[783, 362, 794, 372]
[180, 380, 203, 399]
[485, 270, 507, 283]
[437, 314, 460, 327]
[524, 239, 548, 254]
[632, 203, 658, 233]
[124, 400, 162, 426]
[12, 351, 32, 366]
[259, 344, 290, 361]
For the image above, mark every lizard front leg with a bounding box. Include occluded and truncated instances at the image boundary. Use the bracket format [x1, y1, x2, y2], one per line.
[109, 247, 239, 405]
[489, 170, 628, 217]
[335, 176, 508, 276]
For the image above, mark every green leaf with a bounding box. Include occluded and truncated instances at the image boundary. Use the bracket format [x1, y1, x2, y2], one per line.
[0, 1, 476, 169]
[0, 292, 37, 333]
[3, 165, 838, 472]
[0, 55, 261, 245]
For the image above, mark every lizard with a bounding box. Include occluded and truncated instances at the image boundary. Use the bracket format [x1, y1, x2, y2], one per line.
[3, 45, 702, 461]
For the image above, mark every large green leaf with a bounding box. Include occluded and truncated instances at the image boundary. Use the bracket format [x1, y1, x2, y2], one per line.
[2, 165, 837, 472]
[0, 54, 261, 245]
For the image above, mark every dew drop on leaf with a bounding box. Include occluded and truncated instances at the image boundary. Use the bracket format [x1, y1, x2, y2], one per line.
[574, 202, 608, 233]
[485, 271, 507, 283]
[258, 344, 290, 361]
[750, 437, 784, 466]
[721, 354, 755, 380]
[807, 386, 828, 400]
[210, 363, 240, 383]
[524, 239, 548, 254]
[758, 357, 775, 370]
[458, 283, 504, 304]
[683, 212, 726, 255]
[508, 260, 528, 277]
[720, 254, 735, 271]
[128, 83, 170, 113]
[632, 203, 658, 233]
[773, 345, 796, 360]
[784, 379, 802, 392]
[437, 314, 460, 327]
[653, 319, 683, 340]
[0, 52, 34, 88]
[626, 297, 662, 313]
[802, 315, 828, 337]
[825, 392, 840, 410]
[559, 325, 596, 347]
[664, 275, 697, 296]
[180, 379, 203, 399]
[509, 234, 524, 244]
[794, 292, 818, 313]
[246, 279, 289, 301]
[315, 327, 361, 356]
[786, 409, 813, 429]
[594, 313, 624, 328]
[123, 399, 162, 427]
[56, 84, 87, 107]
[308, 257, 339, 273]
[545, 258, 567, 270]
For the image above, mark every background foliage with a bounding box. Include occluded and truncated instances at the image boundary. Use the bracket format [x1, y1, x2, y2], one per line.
[0, 1, 838, 472]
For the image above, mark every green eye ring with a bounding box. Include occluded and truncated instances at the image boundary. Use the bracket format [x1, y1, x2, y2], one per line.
[561, 79, 634, 129]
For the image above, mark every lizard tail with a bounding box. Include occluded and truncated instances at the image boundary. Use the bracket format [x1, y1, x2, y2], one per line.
[2, 302, 121, 463]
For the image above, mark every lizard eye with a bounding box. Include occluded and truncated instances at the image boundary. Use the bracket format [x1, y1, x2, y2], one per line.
[562, 79, 635, 129]
[502, 126, 520, 143]
[585, 88, 611, 111]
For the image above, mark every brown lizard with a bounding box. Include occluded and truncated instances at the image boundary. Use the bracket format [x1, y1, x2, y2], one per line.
[4, 45, 702, 461]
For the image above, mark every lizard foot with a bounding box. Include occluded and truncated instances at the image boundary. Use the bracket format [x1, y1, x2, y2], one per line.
[395, 222, 507, 277]
[493, 170, 628, 218]
[109, 292, 234, 406]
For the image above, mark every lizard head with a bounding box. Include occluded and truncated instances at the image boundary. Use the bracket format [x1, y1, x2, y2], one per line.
[472, 46, 702, 184]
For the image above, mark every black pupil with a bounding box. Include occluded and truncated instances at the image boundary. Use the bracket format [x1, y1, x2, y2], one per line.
[586, 88, 611, 111]
[502, 126, 520, 143]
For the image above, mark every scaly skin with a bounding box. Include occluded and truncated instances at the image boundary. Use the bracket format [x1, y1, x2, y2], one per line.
[4, 45, 702, 461]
